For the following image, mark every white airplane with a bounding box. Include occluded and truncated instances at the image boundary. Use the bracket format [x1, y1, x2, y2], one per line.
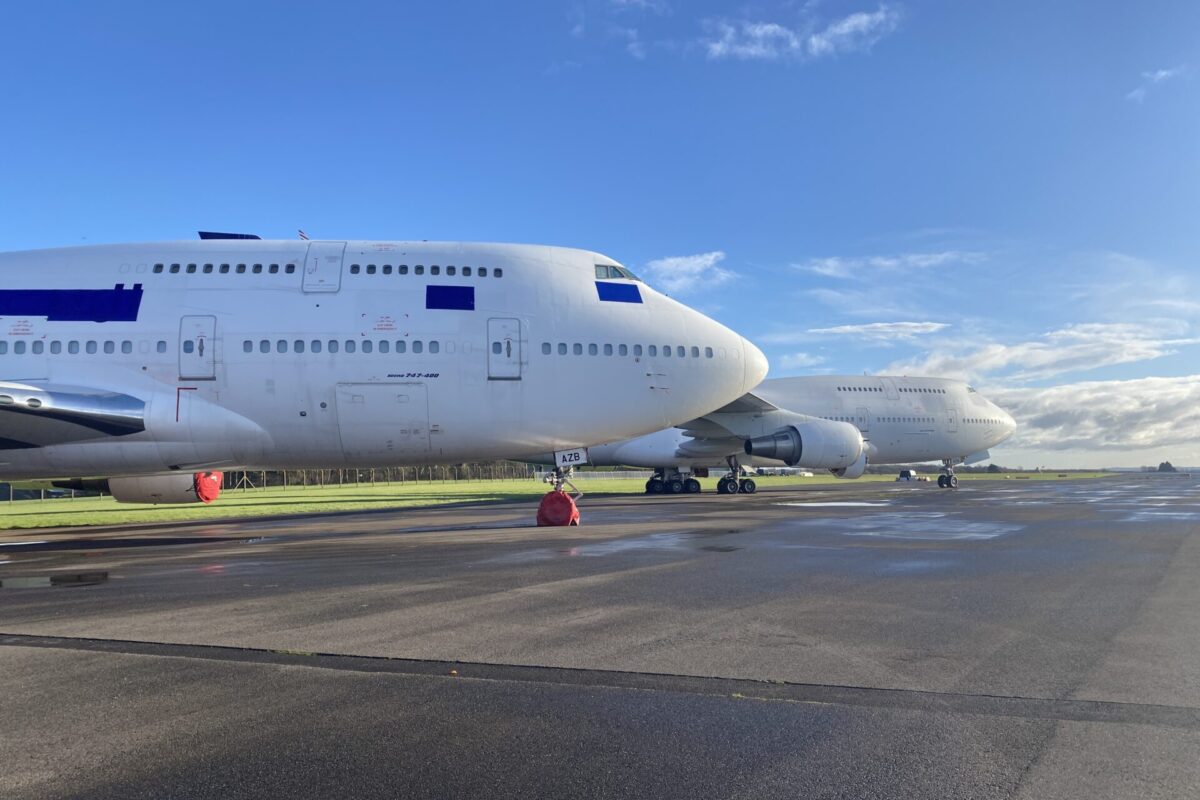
[0, 234, 767, 503]
[581, 375, 1017, 493]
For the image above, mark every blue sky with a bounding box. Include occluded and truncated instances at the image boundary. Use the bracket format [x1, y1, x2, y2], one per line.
[2, 1, 1197, 467]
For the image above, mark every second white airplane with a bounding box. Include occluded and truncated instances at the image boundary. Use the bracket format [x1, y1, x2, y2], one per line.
[582, 375, 1017, 493]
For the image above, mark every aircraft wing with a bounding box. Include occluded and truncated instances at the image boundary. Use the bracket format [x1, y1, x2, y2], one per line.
[0, 381, 145, 450]
[671, 391, 781, 456]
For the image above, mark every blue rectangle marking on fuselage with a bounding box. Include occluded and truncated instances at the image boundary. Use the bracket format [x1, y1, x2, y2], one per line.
[426, 285, 475, 311]
[0, 284, 143, 322]
[595, 281, 642, 304]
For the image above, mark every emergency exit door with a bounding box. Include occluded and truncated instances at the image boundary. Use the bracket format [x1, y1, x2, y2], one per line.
[179, 315, 216, 380]
[303, 241, 346, 293]
[488, 318, 522, 380]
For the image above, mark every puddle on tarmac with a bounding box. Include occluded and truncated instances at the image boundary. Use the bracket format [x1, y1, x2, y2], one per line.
[777, 502, 891, 508]
[877, 558, 956, 575]
[1124, 510, 1200, 523]
[477, 532, 693, 564]
[796, 512, 1021, 541]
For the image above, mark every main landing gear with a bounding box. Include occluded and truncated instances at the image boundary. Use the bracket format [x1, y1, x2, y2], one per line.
[937, 460, 960, 489]
[643, 458, 756, 496]
[717, 455, 756, 495]
[645, 467, 702, 495]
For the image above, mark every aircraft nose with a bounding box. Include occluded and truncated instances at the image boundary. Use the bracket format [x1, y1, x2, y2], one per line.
[998, 407, 1018, 439]
[742, 337, 768, 392]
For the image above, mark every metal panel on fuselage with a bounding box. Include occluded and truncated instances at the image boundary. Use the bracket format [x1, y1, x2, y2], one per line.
[336, 382, 430, 462]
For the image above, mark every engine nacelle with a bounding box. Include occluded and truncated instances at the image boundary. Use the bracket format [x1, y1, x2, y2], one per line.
[830, 451, 867, 479]
[743, 416, 863, 469]
[57, 472, 224, 504]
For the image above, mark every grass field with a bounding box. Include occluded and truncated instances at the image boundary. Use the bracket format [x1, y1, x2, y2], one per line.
[0, 472, 1114, 530]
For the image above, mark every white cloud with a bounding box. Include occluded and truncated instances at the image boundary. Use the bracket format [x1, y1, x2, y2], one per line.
[610, 0, 669, 13]
[799, 250, 985, 278]
[807, 321, 949, 340]
[609, 25, 647, 58]
[806, 5, 902, 58]
[703, 5, 900, 62]
[779, 352, 826, 370]
[993, 375, 1200, 454]
[642, 251, 736, 294]
[886, 322, 1199, 383]
[1126, 64, 1187, 102]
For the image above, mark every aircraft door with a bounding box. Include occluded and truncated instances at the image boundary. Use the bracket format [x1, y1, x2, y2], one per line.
[303, 241, 346, 293]
[179, 315, 216, 380]
[487, 318, 522, 380]
[947, 407, 958, 433]
[856, 406, 870, 434]
[881, 377, 899, 400]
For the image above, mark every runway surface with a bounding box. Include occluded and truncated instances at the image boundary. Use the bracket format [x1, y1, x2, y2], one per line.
[3, 476, 1199, 799]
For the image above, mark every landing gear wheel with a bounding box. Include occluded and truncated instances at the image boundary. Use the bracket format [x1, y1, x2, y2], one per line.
[739, 478, 757, 494]
[717, 478, 734, 495]
[937, 475, 947, 488]
[948, 475, 958, 489]
[684, 477, 702, 494]
[667, 479, 685, 494]
[647, 478, 665, 494]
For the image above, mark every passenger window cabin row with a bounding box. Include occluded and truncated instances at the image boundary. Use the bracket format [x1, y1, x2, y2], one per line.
[837, 385, 947, 395]
[154, 262, 296, 275]
[541, 342, 718, 359]
[241, 338, 442, 355]
[349, 264, 502, 278]
[0, 339, 167, 355]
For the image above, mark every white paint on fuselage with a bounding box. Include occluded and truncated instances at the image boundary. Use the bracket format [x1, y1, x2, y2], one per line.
[0, 240, 767, 479]
[588, 374, 1016, 470]
[753, 375, 1015, 465]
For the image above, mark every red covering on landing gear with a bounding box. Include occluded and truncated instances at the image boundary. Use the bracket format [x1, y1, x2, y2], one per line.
[194, 471, 223, 504]
[537, 490, 580, 526]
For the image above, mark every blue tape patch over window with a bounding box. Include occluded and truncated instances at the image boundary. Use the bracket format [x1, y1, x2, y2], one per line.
[596, 281, 642, 304]
[426, 285, 475, 311]
[0, 284, 143, 322]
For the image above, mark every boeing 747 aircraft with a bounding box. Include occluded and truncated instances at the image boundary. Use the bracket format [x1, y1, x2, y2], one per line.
[0, 235, 767, 503]
[582, 375, 1016, 493]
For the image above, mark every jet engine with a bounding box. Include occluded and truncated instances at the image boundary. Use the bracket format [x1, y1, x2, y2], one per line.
[831, 451, 867, 479]
[54, 472, 224, 505]
[743, 415, 863, 469]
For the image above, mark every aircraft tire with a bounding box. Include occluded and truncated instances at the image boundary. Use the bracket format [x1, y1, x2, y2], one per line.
[684, 477, 702, 494]
[739, 478, 757, 494]
[647, 478, 665, 494]
[948, 475, 959, 489]
[667, 479, 685, 494]
[937, 475, 947, 488]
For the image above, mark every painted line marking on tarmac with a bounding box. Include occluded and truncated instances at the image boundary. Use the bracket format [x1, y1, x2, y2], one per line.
[2, 632, 1198, 730]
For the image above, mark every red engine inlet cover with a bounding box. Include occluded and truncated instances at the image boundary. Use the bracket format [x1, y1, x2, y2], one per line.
[536, 491, 580, 526]
[193, 471, 224, 504]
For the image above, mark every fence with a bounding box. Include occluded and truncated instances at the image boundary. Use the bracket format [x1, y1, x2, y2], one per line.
[532, 470, 653, 481]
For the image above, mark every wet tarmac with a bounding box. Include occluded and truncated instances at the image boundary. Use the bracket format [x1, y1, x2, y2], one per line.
[3, 475, 1199, 799]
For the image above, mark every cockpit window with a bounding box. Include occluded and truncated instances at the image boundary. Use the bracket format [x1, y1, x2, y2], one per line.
[595, 264, 641, 281]
[967, 386, 977, 393]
